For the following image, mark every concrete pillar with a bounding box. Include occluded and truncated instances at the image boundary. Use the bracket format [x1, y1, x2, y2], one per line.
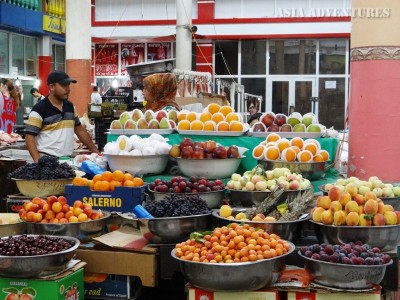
[176, 0, 192, 70]
[65, 0, 92, 117]
[348, 0, 400, 181]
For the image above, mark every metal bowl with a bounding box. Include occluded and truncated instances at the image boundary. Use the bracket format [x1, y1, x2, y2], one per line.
[258, 159, 326, 180]
[26, 211, 111, 242]
[12, 178, 73, 198]
[175, 157, 242, 179]
[228, 188, 309, 207]
[212, 209, 309, 242]
[104, 154, 169, 176]
[0, 234, 80, 278]
[0, 213, 26, 237]
[299, 250, 392, 289]
[171, 241, 295, 291]
[147, 188, 226, 209]
[139, 213, 212, 244]
[311, 220, 400, 252]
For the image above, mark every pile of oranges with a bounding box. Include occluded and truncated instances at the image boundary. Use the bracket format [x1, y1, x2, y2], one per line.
[252, 133, 330, 163]
[176, 104, 245, 132]
[72, 170, 144, 191]
[175, 223, 291, 263]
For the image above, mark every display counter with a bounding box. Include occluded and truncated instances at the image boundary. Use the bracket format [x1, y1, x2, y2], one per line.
[107, 133, 340, 189]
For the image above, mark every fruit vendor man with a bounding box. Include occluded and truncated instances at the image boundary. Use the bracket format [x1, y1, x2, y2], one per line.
[25, 71, 100, 162]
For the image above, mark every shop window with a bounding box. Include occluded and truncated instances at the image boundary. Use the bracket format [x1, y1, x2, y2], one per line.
[318, 78, 346, 130]
[319, 39, 346, 75]
[53, 44, 66, 71]
[240, 78, 266, 112]
[269, 40, 316, 75]
[25, 37, 37, 76]
[0, 31, 9, 74]
[215, 41, 238, 75]
[12, 34, 24, 75]
[241, 41, 266, 75]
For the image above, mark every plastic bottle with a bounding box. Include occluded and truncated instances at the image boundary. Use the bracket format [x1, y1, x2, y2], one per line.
[133, 205, 154, 219]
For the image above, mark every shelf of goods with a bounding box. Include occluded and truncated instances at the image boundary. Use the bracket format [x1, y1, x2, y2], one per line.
[107, 133, 340, 188]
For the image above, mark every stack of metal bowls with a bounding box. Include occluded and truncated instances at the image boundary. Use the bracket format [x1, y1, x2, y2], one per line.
[311, 220, 400, 252]
[0, 213, 26, 237]
[26, 211, 111, 242]
[175, 157, 243, 179]
[258, 159, 326, 180]
[298, 250, 393, 289]
[171, 242, 295, 291]
[147, 188, 226, 209]
[212, 208, 309, 242]
[12, 178, 73, 198]
[228, 188, 310, 207]
[0, 235, 80, 278]
[139, 213, 212, 244]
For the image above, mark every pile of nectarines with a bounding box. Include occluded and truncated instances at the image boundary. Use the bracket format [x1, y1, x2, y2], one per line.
[19, 196, 104, 223]
[312, 185, 399, 226]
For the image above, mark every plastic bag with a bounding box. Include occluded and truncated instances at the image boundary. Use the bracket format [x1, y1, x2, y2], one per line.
[81, 160, 106, 178]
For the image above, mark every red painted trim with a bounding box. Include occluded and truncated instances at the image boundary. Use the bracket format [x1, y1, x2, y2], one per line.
[202, 33, 350, 40]
[38, 56, 53, 96]
[198, 2, 215, 21]
[92, 16, 350, 27]
[92, 35, 177, 44]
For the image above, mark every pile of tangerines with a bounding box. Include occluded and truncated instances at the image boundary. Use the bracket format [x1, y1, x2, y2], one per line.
[72, 170, 144, 191]
[175, 223, 291, 263]
[176, 104, 245, 132]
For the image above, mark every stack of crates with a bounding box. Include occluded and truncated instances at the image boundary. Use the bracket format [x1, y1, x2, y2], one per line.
[94, 117, 115, 151]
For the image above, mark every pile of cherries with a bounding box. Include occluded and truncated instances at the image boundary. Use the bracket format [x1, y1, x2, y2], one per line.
[0, 235, 75, 256]
[148, 176, 225, 193]
[300, 242, 392, 265]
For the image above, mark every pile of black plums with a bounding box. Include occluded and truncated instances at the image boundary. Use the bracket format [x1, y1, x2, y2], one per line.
[9, 155, 75, 180]
[0, 235, 76, 256]
[144, 194, 211, 217]
[148, 176, 225, 193]
[300, 242, 392, 265]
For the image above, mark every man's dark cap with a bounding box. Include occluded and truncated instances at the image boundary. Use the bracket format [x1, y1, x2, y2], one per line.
[47, 71, 77, 85]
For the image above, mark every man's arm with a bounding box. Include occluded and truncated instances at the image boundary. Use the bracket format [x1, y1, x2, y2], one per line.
[25, 134, 41, 163]
[74, 124, 100, 154]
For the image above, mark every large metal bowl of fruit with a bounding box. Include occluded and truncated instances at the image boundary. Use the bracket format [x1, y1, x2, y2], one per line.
[175, 157, 243, 180]
[299, 243, 393, 289]
[0, 213, 26, 237]
[147, 177, 226, 209]
[104, 154, 169, 176]
[212, 208, 309, 242]
[12, 178, 73, 198]
[258, 159, 326, 180]
[228, 188, 310, 207]
[139, 213, 212, 244]
[311, 220, 400, 252]
[26, 211, 111, 242]
[0, 234, 80, 278]
[171, 241, 295, 291]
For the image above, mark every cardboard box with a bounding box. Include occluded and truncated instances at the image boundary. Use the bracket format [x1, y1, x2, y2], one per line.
[0, 265, 84, 300]
[84, 273, 142, 299]
[75, 248, 157, 287]
[65, 184, 145, 213]
[6, 194, 31, 213]
[287, 291, 381, 300]
[187, 286, 280, 300]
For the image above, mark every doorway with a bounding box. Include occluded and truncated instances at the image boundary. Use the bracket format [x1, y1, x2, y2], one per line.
[267, 78, 316, 116]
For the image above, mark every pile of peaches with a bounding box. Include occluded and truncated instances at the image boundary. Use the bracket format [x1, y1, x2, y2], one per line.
[312, 185, 399, 226]
[19, 196, 105, 223]
[176, 104, 246, 132]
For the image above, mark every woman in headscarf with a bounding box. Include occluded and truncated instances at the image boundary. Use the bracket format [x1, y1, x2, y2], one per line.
[0, 79, 21, 133]
[142, 73, 180, 112]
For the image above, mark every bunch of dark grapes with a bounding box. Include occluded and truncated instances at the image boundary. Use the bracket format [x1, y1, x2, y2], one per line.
[9, 155, 75, 180]
[0, 235, 75, 256]
[144, 194, 211, 217]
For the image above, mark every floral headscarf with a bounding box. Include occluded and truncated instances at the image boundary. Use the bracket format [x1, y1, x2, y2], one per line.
[143, 73, 180, 112]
